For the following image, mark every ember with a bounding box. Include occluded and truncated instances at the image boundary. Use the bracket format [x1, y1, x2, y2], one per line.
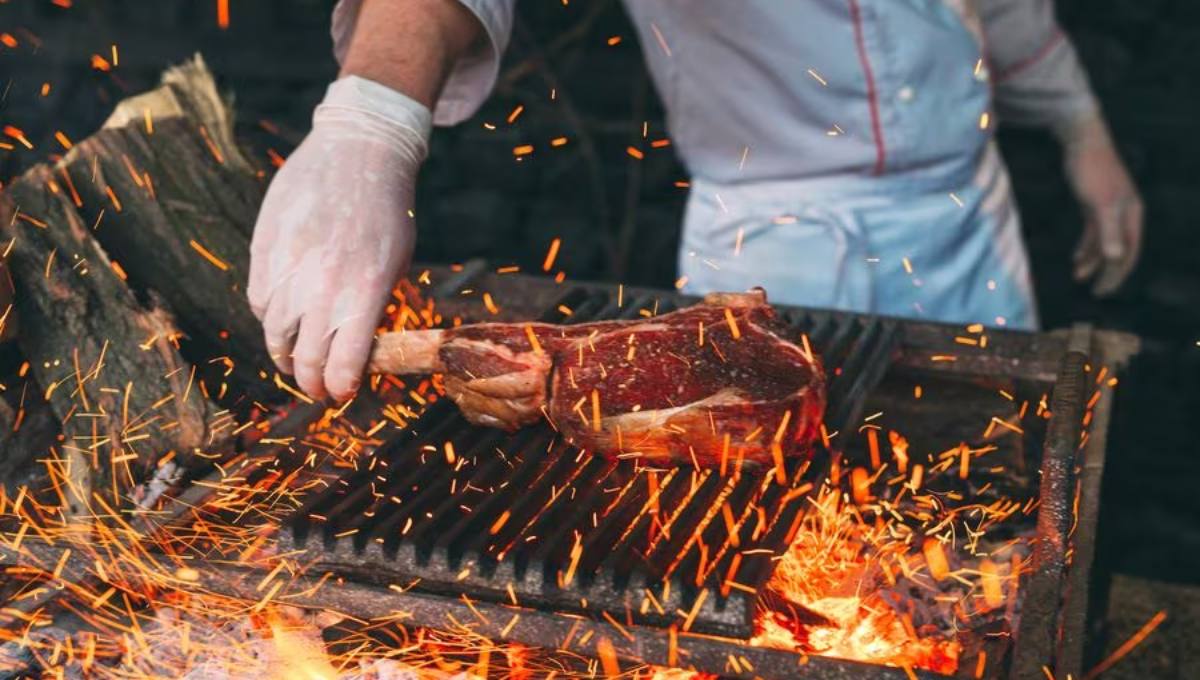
[750, 453, 1034, 674]
[0, 271, 1131, 680]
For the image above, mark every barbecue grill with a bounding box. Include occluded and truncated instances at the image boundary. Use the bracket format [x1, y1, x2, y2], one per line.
[0, 261, 1138, 680]
[265, 284, 897, 640]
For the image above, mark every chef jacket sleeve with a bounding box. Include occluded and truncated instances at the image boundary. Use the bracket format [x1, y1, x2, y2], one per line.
[332, 0, 516, 127]
[977, 0, 1100, 130]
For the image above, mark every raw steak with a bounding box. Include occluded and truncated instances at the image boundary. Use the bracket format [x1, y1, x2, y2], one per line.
[367, 290, 826, 468]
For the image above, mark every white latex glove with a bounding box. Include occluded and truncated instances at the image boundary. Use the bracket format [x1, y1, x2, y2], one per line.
[249, 76, 432, 401]
[1059, 112, 1144, 297]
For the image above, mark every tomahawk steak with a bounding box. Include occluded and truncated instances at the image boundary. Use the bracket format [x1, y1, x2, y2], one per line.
[367, 290, 826, 468]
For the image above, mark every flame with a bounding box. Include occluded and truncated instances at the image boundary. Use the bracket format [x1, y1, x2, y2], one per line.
[749, 478, 966, 674]
[0, 283, 1122, 680]
[264, 610, 341, 680]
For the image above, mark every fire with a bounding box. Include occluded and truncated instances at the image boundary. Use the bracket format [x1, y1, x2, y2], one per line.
[0, 277, 1126, 680]
[748, 478, 968, 674]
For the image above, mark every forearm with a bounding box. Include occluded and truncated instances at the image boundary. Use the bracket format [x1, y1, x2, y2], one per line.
[339, 0, 485, 108]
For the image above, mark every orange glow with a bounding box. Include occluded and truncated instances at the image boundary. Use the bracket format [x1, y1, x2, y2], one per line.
[199, 124, 225, 163]
[543, 237, 562, 271]
[980, 559, 1004, 609]
[3, 125, 33, 149]
[483, 292, 500, 314]
[923, 538, 950, 581]
[752, 477, 970, 674]
[189, 239, 230, 270]
[1082, 610, 1168, 680]
[0, 275, 1079, 680]
[851, 467, 871, 504]
[724, 308, 740, 339]
[105, 185, 123, 211]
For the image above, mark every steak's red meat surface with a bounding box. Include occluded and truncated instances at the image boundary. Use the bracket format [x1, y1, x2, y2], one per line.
[368, 291, 826, 467]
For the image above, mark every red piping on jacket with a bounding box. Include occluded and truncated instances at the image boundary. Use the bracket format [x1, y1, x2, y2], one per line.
[847, 0, 886, 176]
[995, 29, 1065, 82]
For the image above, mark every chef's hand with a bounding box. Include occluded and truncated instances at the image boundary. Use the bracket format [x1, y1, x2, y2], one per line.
[248, 76, 432, 401]
[1059, 112, 1144, 297]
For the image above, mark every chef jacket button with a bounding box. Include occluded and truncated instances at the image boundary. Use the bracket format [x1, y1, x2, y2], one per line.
[975, 67, 990, 82]
[897, 86, 915, 102]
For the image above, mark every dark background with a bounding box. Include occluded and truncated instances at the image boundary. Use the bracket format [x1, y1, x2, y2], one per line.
[1, 0, 1198, 583]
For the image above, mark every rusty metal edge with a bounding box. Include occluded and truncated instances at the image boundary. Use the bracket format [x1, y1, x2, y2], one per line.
[1054, 328, 1141, 680]
[1007, 342, 1089, 680]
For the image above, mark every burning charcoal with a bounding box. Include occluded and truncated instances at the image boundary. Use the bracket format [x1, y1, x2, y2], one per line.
[367, 290, 826, 468]
[758, 589, 838, 630]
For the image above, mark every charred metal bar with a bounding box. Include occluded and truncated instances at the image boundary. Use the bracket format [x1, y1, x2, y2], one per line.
[0, 539, 942, 680]
[1008, 350, 1088, 680]
[1055, 327, 1140, 679]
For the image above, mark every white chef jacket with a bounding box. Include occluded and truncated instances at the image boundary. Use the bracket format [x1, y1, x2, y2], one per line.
[332, 0, 1098, 330]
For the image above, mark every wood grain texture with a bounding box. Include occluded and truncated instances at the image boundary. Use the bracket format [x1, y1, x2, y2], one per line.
[1, 163, 215, 494]
[0, 56, 269, 500]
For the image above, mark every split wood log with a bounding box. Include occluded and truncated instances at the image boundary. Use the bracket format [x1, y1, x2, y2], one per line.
[0, 56, 282, 506]
[0, 161, 216, 507]
[52, 55, 273, 402]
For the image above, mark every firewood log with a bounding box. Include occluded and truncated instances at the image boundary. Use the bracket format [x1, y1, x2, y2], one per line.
[0, 56, 270, 507]
[48, 56, 271, 401]
[0, 162, 215, 505]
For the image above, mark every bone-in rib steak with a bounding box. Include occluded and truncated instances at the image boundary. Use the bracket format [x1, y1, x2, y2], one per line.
[367, 291, 826, 468]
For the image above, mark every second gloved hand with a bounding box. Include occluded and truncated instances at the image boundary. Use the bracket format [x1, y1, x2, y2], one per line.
[249, 76, 432, 401]
[1059, 112, 1144, 297]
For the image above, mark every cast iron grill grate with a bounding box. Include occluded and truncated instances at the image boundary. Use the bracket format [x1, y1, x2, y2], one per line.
[268, 286, 898, 638]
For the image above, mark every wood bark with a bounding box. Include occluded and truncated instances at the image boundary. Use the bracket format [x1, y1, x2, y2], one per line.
[0, 162, 215, 500]
[0, 371, 61, 500]
[57, 56, 272, 402]
[0, 56, 274, 503]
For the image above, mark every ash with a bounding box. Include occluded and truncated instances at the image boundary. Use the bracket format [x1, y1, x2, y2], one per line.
[0, 604, 486, 680]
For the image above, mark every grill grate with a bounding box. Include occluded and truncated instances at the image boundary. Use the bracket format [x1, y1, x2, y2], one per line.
[264, 287, 897, 638]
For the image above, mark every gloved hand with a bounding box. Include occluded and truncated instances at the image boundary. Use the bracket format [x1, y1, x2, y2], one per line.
[248, 76, 432, 401]
[1058, 111, 1144, 297]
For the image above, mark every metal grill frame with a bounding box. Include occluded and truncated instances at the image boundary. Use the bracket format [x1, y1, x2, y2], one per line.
[0, 262, 1138, 680]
